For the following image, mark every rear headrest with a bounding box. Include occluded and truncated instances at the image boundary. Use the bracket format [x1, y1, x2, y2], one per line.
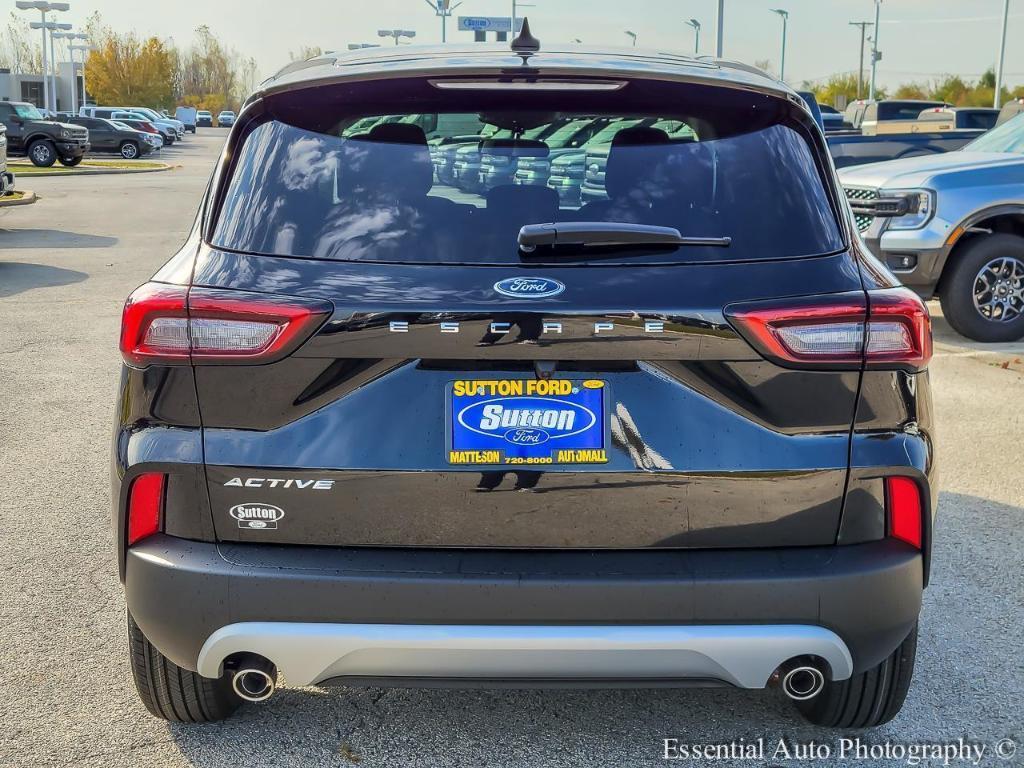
[341, 122, 433, 197]
[605, 126, 671, 199]
[367, 122, 428, 146]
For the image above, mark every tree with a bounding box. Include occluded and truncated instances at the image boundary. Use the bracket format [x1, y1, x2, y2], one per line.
[84, 19, 175, 108]
[807, 72, 886, 109]
[290, 46, 323, 61]
[0, 12, 44, 74]
[893, 82, 929, 100]
[176, 26, 253, 113]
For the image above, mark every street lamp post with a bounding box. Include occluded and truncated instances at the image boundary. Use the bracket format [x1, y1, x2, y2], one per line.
[869, 0, 882, 101]
[994, 0, 1010, 108]
[422, 0, 461, 43]
[624, 30, 637, 47]
[69, 42, 94, 110]
[378, 29, 416, 46]
[769, 8, 788, 82]
[30, 20, 72, 112]
[685, 19, 700, 54]
[54, 31, 87, 114]
[16, 2, 71, 112]
[715, 0, 724, 56]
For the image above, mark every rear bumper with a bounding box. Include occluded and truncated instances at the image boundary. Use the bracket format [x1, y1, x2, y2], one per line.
[198, 622, 852, 688]
[126, 536, 922, 685]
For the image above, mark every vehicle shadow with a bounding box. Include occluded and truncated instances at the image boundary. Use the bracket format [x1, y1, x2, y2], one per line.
[162, 490, 1023, 767]
[0, 261, 88, 298]
[0, 228, 118, 250]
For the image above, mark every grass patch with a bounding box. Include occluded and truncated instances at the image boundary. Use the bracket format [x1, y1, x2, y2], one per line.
[10, 159, 168, 174]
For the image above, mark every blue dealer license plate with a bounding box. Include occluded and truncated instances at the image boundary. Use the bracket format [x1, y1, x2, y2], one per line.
[449, 379, 608, 465]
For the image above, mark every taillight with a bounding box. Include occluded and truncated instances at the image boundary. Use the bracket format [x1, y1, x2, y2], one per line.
[886, 476, 923, 549]
[726, 287, 932, 371]
[127, 473, 165, 546]
[119, 283, 332, 367]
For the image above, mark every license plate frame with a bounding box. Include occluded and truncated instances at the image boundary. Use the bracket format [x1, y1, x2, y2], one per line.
[447, 378, 609, 466]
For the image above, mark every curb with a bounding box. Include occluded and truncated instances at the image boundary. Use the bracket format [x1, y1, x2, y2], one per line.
[7, 163, 173, 178]
[0, 190, 37, 207]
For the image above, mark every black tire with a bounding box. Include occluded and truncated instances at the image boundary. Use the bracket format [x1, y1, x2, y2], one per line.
[27, 139, 57, 167]
[58, 155, 83, 167]
[939, 233, 1024, 342]
[796, 625, 917, 728]
[127, 611, 242, 722]
[119, 141, 140, 160]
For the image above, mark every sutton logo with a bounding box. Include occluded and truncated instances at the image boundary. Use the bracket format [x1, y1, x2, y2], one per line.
[229, 503, 285, 530]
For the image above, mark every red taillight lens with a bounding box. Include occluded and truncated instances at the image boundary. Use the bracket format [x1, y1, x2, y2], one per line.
[127, 472, 165, 546]
[726, 287, 932, 371]
[886, 476, 923, 549]
[119, 283, 332, 367]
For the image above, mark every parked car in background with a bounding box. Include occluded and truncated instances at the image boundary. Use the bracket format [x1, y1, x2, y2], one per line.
[0, 101, 89, 167]
[797, 91, 825, 131]
[196, 110, 214, 128]
[0, 123, 14, 194]
[67, 116, 157, 159]
[858, 100, 949, 134]
[111, 121, 164, 153]
[547, 118, 651, 205]
[840, 112, 1024, 341]
[111, 112, 176, 145]
[175, 107, 198, 133]
[216, 111, 236, 127]
[995, 99, 1024, 127]
[80, 106, 183, 142]
[819, 104, 846, 132]
[478, 120, 569, 190]
[104, 114, 164, 147]
[515, 117, 610, 187]
[916, 106, 1000, 132]
[126, 107, 185, 138]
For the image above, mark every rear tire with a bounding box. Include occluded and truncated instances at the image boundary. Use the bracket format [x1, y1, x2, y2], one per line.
[939, 234, 1024, 342]
[796, 625, 917, 728]
[127, 611, 242, 722]
[28, 139, 57, 167]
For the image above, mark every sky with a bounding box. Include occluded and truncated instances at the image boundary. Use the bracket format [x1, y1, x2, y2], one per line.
[34, 0, 1024, 91]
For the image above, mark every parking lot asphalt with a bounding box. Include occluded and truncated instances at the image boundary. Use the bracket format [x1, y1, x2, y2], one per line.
[1, 134, 1022, 768]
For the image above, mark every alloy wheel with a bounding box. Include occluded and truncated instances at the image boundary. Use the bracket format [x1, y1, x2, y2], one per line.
[972, 256, 1024, 323]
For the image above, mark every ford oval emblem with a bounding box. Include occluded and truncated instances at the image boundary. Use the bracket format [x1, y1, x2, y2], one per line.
[493, 277, 566, 299]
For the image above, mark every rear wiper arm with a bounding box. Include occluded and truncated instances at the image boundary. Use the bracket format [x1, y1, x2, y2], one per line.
[518, 222, 731, 253]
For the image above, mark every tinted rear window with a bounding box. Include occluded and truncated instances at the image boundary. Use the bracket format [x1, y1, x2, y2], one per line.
[211, 78, 843, 265]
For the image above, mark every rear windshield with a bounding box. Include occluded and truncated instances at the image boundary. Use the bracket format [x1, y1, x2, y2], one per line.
[211, 79, 843, 265]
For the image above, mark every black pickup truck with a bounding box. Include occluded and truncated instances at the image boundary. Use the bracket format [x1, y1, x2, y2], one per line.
[0, 101, 90, 167]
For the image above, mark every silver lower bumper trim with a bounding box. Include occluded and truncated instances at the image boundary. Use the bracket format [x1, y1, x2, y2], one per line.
[197, 623, 853, 688]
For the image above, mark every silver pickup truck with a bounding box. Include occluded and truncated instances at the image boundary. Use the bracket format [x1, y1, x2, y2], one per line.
[839, 115, 1024, 342]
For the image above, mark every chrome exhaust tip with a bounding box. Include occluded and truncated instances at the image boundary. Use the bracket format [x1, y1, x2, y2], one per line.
[230, 654, 277, 702]
[779, 664, 826, 701]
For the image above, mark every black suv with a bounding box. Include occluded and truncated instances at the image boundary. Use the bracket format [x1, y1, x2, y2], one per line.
[114, 36, 936, 728]
[66, 116, 156, 159]
[0, 101, 89, 166]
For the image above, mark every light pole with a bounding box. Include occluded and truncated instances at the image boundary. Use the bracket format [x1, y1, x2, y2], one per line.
[54, 31, 87, 114]
[378, 29, 416, 46]
[69, 42, 94, 109]
[868, 0, 881, 101]
[769, 8, 788, 82]
[685, 18, 701, 54]
[30, 20, 71, 112]
[15, 1, 70, 113]
[347, 43, 380, 50]
[423, 0, 461, 43]
[994, 0, 1010, 108]
[624, 30, 637, 47]
[848, 21, 872, 99]
[715, 0, 724, 56]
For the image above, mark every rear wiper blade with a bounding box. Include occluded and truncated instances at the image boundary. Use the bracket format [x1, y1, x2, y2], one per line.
[517, 222, 731, 253]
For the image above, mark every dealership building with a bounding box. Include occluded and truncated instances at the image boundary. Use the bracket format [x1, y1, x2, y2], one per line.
[0, 61, 86, 110]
